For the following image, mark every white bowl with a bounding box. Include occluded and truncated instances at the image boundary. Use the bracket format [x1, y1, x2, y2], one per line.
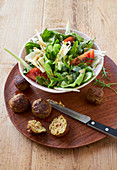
[19, 28, 103, 93]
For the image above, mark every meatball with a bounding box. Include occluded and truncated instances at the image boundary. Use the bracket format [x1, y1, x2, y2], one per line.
[27, 120, 46, 134]
[86, 87, 104, 104]
[49, 115, 69, 137]
[14, 75, 30, 90]
[32, 98, 52, 118]
[9, 93, 30, 112]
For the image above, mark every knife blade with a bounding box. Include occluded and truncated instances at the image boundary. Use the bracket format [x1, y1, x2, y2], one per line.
[48, 100, 117, 139]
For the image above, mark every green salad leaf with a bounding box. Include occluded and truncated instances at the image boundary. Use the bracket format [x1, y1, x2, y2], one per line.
[41, 28, 74, 44]
[61, 69, 86, 87]
[41, 28, 55, 43]
[5, 22, 102, 90]
[44, 62, 54, 79]
[45, 43, 61, 60]
[36, 76, 50, 87]
[69, 41, 78, 56]
[25, 42, 40, 54]
[70, 32, 84, 43]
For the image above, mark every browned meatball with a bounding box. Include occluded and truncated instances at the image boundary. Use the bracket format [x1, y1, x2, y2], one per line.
[86, 87, 104, 104]
[49, 115, 69, 137]
[9, 93, 30, 112]
[14, 75, 30, 90]
[32, 98, 52, 118]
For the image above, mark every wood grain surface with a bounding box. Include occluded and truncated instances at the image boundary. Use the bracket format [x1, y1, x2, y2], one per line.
[4, 57, 117, 149]
[1, 0, 117, 169]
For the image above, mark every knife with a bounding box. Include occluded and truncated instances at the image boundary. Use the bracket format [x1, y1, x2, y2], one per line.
[48, 100, 117, 138]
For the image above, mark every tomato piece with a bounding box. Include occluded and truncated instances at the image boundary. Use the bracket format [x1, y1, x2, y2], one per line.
[86, 49, 94, 64]
[70, 57, 79, 66]
[26, 68, 48, 81]
[63, 36, 74, 42]
[70, 49, 94, 66]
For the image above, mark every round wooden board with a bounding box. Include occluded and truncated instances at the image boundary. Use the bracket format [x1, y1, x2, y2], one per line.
[4, 56, 117, 148]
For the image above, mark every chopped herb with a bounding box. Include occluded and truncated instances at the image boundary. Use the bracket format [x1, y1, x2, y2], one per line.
[23, 67, 29, 75]
[36, 76, 50, 87]
[93, 78, 117, 94]
[101, 66, 110, 80]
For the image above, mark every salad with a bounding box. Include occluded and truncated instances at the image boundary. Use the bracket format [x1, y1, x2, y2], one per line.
[5, 22, 105, 91]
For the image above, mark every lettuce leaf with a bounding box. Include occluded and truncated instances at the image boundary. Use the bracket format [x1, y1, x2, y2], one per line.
[36, 76, 50, 87]
[41, 28, 55, 43]
[61, 69, 86, 87]
[25, 42, 40, 54]
[44, 62, 54, 79]
[69, 41, 78, 55]
[45, 43, 61, 60]
[41, 28, 72, 43]
[70, 32, 84, 44]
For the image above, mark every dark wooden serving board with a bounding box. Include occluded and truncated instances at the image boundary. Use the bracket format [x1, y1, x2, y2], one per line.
[4, 56, 117, 148]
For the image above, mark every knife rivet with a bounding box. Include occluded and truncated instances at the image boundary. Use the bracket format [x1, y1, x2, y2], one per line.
[91, 121, 95, 125]
[105, 128, 109, 131]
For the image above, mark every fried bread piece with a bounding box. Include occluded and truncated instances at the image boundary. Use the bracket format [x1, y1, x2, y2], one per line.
[49, 115, 69, 137]
[27, 120, 46, 134]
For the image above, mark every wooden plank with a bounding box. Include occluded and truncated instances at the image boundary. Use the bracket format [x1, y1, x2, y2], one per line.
[31, 0, 117, 170]
[1, 0, 117, 170]
[0, 0, 44, 65]
[0, 0, 44, 170]
[43, 0, 117, 64]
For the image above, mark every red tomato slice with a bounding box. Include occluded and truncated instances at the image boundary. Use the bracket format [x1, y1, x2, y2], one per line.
[63, 36, 74, 42]
[70, 49, 94, 66]
[86, 49, 94, 64]
[26, 68, 48, 81]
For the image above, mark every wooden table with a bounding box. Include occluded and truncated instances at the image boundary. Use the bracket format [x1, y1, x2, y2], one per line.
[1, 0, 117, 169]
